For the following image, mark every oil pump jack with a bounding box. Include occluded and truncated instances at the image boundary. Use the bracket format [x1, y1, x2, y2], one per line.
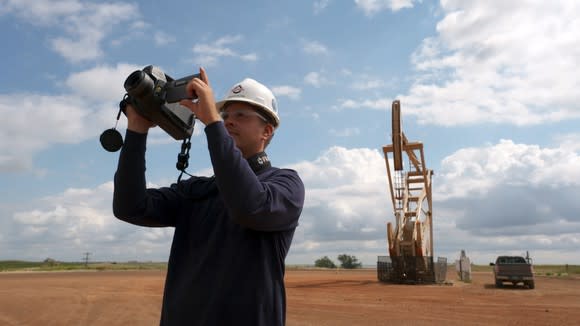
[377, 100, 445, 283]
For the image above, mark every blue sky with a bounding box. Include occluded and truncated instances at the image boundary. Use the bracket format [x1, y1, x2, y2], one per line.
[1, 0, 579, 266]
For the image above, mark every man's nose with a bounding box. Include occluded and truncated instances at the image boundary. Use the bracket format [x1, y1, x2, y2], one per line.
[224, 116, 235, 127]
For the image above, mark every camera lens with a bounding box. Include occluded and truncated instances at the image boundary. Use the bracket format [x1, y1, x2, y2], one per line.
[124, 70, 154, 98]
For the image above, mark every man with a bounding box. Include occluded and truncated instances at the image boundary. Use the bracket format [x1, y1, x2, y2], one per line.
[113, 67, 305, 325]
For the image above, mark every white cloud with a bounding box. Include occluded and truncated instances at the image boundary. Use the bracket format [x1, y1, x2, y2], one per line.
[51, 36, 104, 62]
[65, 63, 143, 102]
[304, 72, 332, 88]
[433, 139, 580, 261]
[314, 0, 332, 14]
[341, 69, 353, 77]
[0, 93, 96, 171]
[350, 76, 387, 90]
[272, 85, 301, 100]
[5, 182, 174, 261]
[338, 98, 392, 110]
[192, 35, 258, 67]
[0, 0, 84, 24]
[437, 139, 580, 200]
[354, 0, 416, 16]
[0, 0, 141, 63]
[154, 31, 176, 46]
[0, 63, 193, 172]
[239, 53, 258, 62]
[302, 40, 329, 55]
[289, 147, 391, 252]
[553, 133, 580, 152]
[404, 0, 580, 126]
[329, 128, 360, 137]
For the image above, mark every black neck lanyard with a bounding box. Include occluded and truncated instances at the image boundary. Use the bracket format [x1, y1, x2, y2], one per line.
[247, 152, 271, 173]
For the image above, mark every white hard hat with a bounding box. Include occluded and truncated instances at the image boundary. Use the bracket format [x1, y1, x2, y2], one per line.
[216, 78, 280, 128]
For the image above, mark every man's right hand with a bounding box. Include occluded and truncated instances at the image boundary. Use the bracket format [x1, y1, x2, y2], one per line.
[126, 104, 155, 134]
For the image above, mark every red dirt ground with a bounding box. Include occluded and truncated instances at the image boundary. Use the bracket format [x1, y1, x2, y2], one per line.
[0, 268, 578, 325]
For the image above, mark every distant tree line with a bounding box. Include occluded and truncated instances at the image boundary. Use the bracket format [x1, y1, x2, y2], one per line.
[314, 254, 362, 269]
[43, 258, 60, 267]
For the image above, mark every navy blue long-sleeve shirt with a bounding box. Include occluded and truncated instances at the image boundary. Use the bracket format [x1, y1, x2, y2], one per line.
[112, 122, 305, 326]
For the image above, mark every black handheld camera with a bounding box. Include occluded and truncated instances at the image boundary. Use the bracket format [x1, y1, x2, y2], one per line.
[100, 65, 200, 153]
[124, 65, 199, 140]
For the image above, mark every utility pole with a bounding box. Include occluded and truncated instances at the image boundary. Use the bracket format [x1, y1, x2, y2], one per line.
[82, 252, 91, 267]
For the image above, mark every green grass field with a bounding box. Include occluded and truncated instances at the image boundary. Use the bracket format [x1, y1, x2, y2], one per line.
[466, 263, 580, 277]
[1, 261, 578, 276]
[0, 260, 167, 272]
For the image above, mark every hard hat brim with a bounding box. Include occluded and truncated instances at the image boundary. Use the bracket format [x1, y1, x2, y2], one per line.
[216, 98, 280, 128]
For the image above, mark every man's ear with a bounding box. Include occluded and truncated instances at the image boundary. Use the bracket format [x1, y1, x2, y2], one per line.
[262, 124, 274, 140]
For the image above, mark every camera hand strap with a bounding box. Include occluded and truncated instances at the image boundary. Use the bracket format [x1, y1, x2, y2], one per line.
[176, 114, 195, 184]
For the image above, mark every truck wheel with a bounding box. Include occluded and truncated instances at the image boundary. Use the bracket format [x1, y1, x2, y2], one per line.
[495, 279, 502, 288]
[527, 280, 535, 289]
